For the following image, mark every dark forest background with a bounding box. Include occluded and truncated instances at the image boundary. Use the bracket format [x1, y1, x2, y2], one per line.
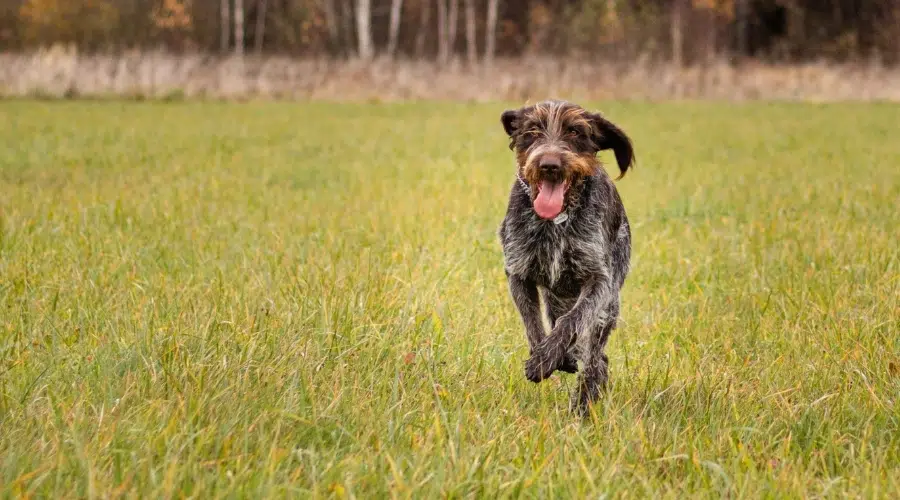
[2, 1, 899, 65]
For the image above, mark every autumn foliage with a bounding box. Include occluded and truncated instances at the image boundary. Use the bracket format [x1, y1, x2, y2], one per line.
[4, 0, 900, 64]
[18, 0, 118, 48]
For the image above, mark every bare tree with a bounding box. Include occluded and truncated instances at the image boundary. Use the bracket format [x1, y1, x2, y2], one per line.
[437, 0, 448, 62]
[735, 0, 748, 58]
[671, 0, 685, 68]
[234, 0, 244, 56]
[356, 0, 374, 59]
[484, 0, 499, 63]
[415, 0, 431, 57]
[447, 0, 459, 58]
[255, 0, 268, 54]
[464, 0, 476, 65]
[387, 0, 404, 57]
[321, 0, 339, 52]
[437, 0, 459, 62]
[341, 0, 355, 57]
[703, 7, 717, 64]
[784, 1, 805, 60]
[221, 0, 230, 52]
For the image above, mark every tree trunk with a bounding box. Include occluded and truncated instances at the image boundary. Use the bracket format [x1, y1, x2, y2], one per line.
[221, 0, 230, 53]
[234, 0, 244, 56]
[484, 0, 499, 64]
[387, 0, 404, 57]
[437, 0, 448, 63]
[735, 0, 748, 59]
[322, 0, 339, 53]
[464, 0, 476, 65]
[255, 0, 268, 54]
[355, 0, 374, 60]
[342, 0, 355, 58]
[785, 2, 805, 61]
[671, 0, 684, 68]
[447, 0, 459, 60]
[415, 0, 431, 57]
[705, 7, 717, 64]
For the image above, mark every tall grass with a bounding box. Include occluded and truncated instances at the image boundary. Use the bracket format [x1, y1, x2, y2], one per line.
[2, 47, 900, 102]
[0, 100, 898, 497]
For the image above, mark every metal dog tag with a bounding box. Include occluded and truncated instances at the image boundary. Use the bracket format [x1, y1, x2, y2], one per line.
[553, 212, 569, 225]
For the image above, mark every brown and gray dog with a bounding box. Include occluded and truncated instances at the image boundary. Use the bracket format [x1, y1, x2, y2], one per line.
[497, 99, 635, 414]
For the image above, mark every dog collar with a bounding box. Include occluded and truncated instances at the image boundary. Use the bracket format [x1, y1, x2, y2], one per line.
[515, 171, 531, 196]
[515, 171, 569, 225]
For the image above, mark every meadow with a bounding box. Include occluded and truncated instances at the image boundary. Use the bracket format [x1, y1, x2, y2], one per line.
[0, 100, 898, 498]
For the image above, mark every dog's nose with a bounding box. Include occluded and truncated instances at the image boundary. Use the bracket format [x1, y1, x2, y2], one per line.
[538, 155, 562, 174]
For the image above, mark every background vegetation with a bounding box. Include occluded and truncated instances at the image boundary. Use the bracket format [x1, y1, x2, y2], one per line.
[3, 0, 900, 64]
[2, 1, 900, 101]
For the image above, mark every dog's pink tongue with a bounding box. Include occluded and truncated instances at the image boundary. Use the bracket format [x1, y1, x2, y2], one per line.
[534, 180, 565, 219]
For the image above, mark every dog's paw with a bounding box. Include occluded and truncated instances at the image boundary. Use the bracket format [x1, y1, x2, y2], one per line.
[524, 345, 564, 383]
[524, 356, 556, 383]
[570, 371, 609, 416]
[570, 393, 592, 417]
[557, 353, 579, 374]
[570, 383, 601, 416]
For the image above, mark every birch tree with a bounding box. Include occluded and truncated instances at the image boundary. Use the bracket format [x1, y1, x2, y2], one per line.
[387, 0, 404, 57]
[464, 0, 476, 65]
[484, 0, 499, 63]
[437, 0, 459, 63]
[415, 0, 431, 57]
[671, 0, 685, 68]
[234, 0, 244, 56]
[341, 0, 354, 57]
[447, 0, 459, 59]
[254, 0, 267, 54]
[356, 0, 374, 59]
[221, 0, 230, 52]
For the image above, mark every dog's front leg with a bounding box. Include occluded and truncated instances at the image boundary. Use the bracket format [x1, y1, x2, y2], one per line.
[507, 272, 580, 375]
[524, 279, 610, 383]
[506, 272, 547, 354]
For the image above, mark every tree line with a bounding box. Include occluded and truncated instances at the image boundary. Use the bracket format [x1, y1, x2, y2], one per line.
[2, 0, 898, 65]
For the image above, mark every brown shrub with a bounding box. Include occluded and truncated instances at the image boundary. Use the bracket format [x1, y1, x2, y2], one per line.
[1, 46, 898, 102]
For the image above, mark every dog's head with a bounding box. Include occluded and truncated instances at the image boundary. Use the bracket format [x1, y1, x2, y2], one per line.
[500, 99, 634, 220]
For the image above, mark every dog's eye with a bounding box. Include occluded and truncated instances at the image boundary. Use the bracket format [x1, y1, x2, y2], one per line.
[520, 129, 540, 142]
[566, 126, 579, 137]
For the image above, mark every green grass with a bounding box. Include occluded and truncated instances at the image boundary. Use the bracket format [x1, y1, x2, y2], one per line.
[1, 100, 898, 498]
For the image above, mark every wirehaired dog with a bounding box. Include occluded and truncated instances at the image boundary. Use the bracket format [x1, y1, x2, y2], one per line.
[497, 99, 635, 414]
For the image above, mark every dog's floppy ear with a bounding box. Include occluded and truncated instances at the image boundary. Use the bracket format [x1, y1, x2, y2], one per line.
[500, 108, 526, 151]
[501, 109, 521, 137]
[588, 112, 635, 179]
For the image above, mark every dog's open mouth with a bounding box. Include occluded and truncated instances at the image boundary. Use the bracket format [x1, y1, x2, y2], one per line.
[533, 179, 569, 220]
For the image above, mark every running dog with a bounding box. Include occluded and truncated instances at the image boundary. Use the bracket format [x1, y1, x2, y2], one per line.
[497, 99, 635, 414]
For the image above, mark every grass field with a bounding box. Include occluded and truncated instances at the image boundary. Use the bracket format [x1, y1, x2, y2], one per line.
[1, 100, 898, 498]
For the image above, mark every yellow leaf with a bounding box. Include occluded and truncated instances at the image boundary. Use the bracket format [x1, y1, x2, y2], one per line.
[328, 483, 346, 498]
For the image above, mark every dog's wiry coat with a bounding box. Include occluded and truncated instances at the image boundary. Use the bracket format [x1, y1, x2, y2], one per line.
[497, 99, 635, 414]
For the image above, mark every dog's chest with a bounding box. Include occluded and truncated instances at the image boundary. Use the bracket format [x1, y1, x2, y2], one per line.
[502, 222, 602, 291]
[521, 235, 568, 287]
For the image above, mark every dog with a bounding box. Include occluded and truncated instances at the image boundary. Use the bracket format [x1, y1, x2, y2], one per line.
[496, 99, 635, 414]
